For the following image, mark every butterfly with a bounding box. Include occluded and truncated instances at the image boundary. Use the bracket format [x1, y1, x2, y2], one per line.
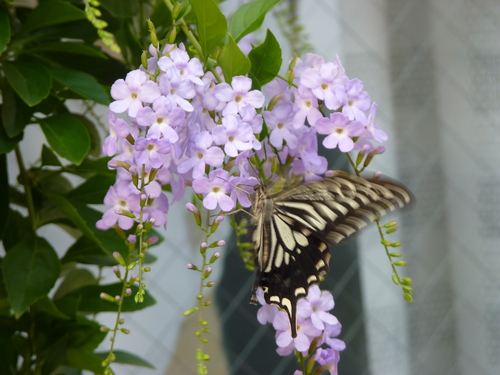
[249, 170, 411, 337]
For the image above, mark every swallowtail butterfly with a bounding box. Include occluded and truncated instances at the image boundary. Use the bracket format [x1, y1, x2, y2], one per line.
[250, 171, 411, 337]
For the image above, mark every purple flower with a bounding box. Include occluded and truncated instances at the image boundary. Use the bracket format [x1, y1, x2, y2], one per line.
[263, 102, 298, 149]
[255, 287, 280, 324]
[298, 285, 339, 331]
[212, 114, 254, 157]
[300, 57, 348, 111]
[361, 102, 387, 143]
[134, 137, 171, 168]
[103, 113, 130, 156]
[98, 182, 141, 230]
[228, 176, 259, 208]
[274, 311, 322, 355]
[342, 78, 371, 122]
[292, 86, 323, 128]
[292, 156, 327, 182]
[143, 193, 169, 228]
[315, 348, 341, 375]
[109, 70, 161, 117]
[158, 48, 204, 86]
[159, 69, 196, 112]
[192, 169, 235, 211]
[177, 131, 224, 178]
[288, 127, 322, 170]
[215, 76, 265, 115]
[136, 96, 184, 143]
[315, 112, 364, 152]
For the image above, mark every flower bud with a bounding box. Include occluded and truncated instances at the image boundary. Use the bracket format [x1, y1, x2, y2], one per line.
[112, 266, 121, 278]
[187, 263, 199, 271]
[125, 288, 132, 296]
[108, 160, 131, 171]
[100, 293, 116, 303]
[100, 326, 110, 332]
[209, 252, 221, 264]
[113, 252, 126, 267]
[186, 203, 202, 226]
[141, 50, 148, 70]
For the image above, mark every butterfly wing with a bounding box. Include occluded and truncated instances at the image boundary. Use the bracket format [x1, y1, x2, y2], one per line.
[251, 172, 411, 337]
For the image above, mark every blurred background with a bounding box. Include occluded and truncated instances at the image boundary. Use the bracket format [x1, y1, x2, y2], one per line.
[10, 0, 499, 374]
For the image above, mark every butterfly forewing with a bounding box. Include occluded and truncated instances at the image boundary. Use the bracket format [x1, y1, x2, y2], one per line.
[251, 172, 411, 338]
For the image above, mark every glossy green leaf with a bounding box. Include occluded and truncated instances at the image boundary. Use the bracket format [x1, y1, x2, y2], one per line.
[31, 42, 108, 59]
[229, 0, 281, 42]
[0, 6, 10, 55]
[39, 115, 90, 165]
[218, 35, 251, 82]
[0, 114, 23, 154]
[99, 0, 140, 17]
[72, 113, 102, 158]
[41, 144, 62, 166]
[61, 235, 116, 266]
[2, 62, 52, 107]
[248, 29, 282, 87]
[54, 267, 97, 299]
[2, 235, 61, 318]
[69, 157, 114, 177]
[66, 174, 117, 204]
[48, 67, 111, 106]
[65, 283, 156, 313]
[95, 350, 155, 369]
[1, 83, 33, 138]
[189, 0, 227, 58]
[22, 0, 86, 33]
[32, 296, 69, 319]
[63, 348, 105, 374]
[44, 193, 129, 259]
[1, 209, 33, 251]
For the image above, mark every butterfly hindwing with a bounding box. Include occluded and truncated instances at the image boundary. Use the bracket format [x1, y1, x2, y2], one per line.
[251, 172, 411, 337]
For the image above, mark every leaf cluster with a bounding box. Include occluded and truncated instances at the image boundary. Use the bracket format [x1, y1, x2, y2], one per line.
[0, 0, 167, 373]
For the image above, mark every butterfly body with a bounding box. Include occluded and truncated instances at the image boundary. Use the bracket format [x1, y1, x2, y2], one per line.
[250, 171, 411, 337]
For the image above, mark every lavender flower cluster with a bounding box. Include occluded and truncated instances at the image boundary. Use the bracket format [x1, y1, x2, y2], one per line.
[97, 43, 388, 371]
[97, 44, 386, 231]
[257, 285, 345, 375]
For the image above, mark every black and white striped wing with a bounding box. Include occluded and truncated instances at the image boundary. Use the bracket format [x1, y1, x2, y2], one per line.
[251, 172, 411, 337]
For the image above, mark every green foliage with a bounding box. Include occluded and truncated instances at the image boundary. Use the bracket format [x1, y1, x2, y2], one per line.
[248, 29, 282, 88]
[0, 0, 289, 373]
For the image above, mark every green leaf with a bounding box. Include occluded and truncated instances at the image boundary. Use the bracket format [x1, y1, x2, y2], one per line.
[39, 115, 90, 165]
[66, 174, 117, 204]
[54, 267, 97, 299]
[99, 0, 140, 18]
[65, 283, 156, 313]
[48, 67, 111, 106]
[32, 296, 69, 319]
[31, 42, 108, 59]
[248, 29, 282, 87]
[22, 0, 86, 33]
[62, 348, 105, 374]
[229, 0, 281, 42]
[0, 113, 23, 154]
[189, 0, 227, 58]
[44, 193, 129, 259]
[69, 157, 114, 177]
[2, 62, 52, 106]
[0, 154, 8, 240]
[218, 35, 251, 82]
[72, 114, 102, 158]
[0, 6, 11, 55]
[2, 235, 61, 318]
[1, 209, 33, 251]
[1, 83, 34, 138]
[95, 350, 155, 369]
[61, 236, 115, 266]
[41, 144, 62, 167]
